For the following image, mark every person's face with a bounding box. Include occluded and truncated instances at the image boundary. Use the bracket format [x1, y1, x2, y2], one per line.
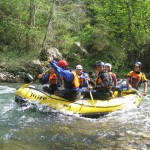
[134, 66, 140, 71]
[96, 65, 104, 73]
[50, 68, 55, 73]
[76, 69, 83, 75]
[105, 66, 110, 71]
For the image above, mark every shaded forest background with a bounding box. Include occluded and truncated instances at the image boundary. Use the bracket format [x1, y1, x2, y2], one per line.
[0, 0, 150, 78]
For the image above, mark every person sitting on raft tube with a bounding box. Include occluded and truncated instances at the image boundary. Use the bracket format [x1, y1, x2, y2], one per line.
[47, 56, 81, 101]
[126, 61, 147, 96]
[104, 63, 118, 95]
[104, 63, 117, 86]
[75, 65, 90, 93]
[37, 67, 59, 94]
[84, 61, 112, 100]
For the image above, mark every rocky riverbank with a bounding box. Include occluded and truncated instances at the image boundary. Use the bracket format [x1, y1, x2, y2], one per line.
[0, 47, 64, 83]
[0, 60, 49, 83]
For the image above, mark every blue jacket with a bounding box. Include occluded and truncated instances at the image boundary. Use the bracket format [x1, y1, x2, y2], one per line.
[40, 73, 49, 85]
[78, 72, 89, 88]
[50, 61, 79, 91]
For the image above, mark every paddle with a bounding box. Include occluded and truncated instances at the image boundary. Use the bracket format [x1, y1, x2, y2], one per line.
[38, 68, 50, 77]
[28, 68, 50, 84]
[86, 80, 95, 106]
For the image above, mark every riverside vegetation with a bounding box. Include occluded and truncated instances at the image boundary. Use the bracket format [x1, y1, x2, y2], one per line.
[0, 0, 150, 82]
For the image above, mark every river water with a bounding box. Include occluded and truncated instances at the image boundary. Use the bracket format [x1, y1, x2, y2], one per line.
[0, 83, 150, 150]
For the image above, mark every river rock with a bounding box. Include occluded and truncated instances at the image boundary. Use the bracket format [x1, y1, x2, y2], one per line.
[74, 42, 88, 55]
[0, 72, 16, 82]
[0, 59, 51, 83]
[47, 47, 63, 59]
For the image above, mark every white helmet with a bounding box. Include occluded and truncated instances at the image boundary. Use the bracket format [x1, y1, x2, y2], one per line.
[76, 65, 83, 70]
[105, 63, 112, 71]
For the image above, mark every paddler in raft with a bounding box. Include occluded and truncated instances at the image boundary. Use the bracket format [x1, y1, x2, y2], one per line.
[75, 64, 90, 93]
[37, 67, 59, 94]
[126, 61, 147, 96]
[83, 61, 112, 100]
[47, 56, 81, 101]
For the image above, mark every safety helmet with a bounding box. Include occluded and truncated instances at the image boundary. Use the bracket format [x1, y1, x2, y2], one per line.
[134, 61, 142, 67]
[96, 61, 105, 67]
[76, 65, 83, 70]
[105, 63, 112, 71]
[57, 60, 68, 67]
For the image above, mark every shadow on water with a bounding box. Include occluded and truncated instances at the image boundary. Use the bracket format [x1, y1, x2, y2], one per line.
[0, 83, 150, 150]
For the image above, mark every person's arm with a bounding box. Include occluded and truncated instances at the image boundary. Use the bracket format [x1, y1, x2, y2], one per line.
[37, 73, 49, 84]
[143, 81, 147, 96]
[142, 74, 147, 95]
[126, 71, 133, 89]
[79, 73, 89, 80]
[80, 73, 90, 87]
[103, 72, 111, 86]
[48, 56, 74, 82]
[126, 77, 132, 89]
[112, 73, 117, 86]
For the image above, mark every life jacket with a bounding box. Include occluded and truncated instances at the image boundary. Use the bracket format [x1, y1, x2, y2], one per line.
[49, 73, 58, 85]
[109, 72, 113, 76]
[62, 71, 80, 89]
[94, 71, 111, 88]
[129, 71, 143, 87]
[95, 76, 103, 85]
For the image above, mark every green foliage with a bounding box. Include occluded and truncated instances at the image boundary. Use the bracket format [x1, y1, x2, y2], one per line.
[39, 49, 49, 61]
[0, 0, 150, 76]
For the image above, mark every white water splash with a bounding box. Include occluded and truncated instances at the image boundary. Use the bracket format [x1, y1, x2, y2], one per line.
[3, 133, 13, 140]
[1, 103, 14, 115]
[0, 85, 16, 94]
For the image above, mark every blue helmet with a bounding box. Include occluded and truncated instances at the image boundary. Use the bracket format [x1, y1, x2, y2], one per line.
[96, 61, 105, 67]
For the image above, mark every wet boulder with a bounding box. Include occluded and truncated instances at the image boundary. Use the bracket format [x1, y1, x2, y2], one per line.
[0, 72, 16, 83]
[39, 47, 63, 61]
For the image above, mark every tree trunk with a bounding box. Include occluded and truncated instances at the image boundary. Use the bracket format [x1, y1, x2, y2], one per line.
[42, 0, 55, 49]
[25, 0, 36, 52]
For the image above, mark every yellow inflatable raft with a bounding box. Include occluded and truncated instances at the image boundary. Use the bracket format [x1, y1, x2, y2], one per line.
[15, 84, 142, 117]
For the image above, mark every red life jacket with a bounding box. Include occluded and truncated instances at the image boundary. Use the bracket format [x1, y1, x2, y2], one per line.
[129, 71, 143, 86]
[78, 77, 83, 87]
[49, 73, 58, 85]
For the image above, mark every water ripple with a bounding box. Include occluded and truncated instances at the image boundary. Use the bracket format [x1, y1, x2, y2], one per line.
[0, 85, 16, 94]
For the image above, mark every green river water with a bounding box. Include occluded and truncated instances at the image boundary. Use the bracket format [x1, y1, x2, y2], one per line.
[0, 83, 150, 150]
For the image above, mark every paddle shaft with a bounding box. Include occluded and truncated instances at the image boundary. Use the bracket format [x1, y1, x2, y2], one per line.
[86, 81, 95, 106]
[89, 90, 94, 101]
[41, 68, 50, 76]
[29, 68, 50, 84]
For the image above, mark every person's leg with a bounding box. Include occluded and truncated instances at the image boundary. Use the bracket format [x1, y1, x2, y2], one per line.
[83, 90, 98, 99]
[49, 84, 58, 94]
[55, 89, 81, 101]
[43, 86, 50, 93]
[54, 89, 68, 98]
[84, 90, 111, 100]
[65, 90, 81, 101]
[98, 89, 111, 100]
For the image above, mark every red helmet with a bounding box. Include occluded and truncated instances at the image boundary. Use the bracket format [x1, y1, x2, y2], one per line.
[57, 60, 68, 67]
